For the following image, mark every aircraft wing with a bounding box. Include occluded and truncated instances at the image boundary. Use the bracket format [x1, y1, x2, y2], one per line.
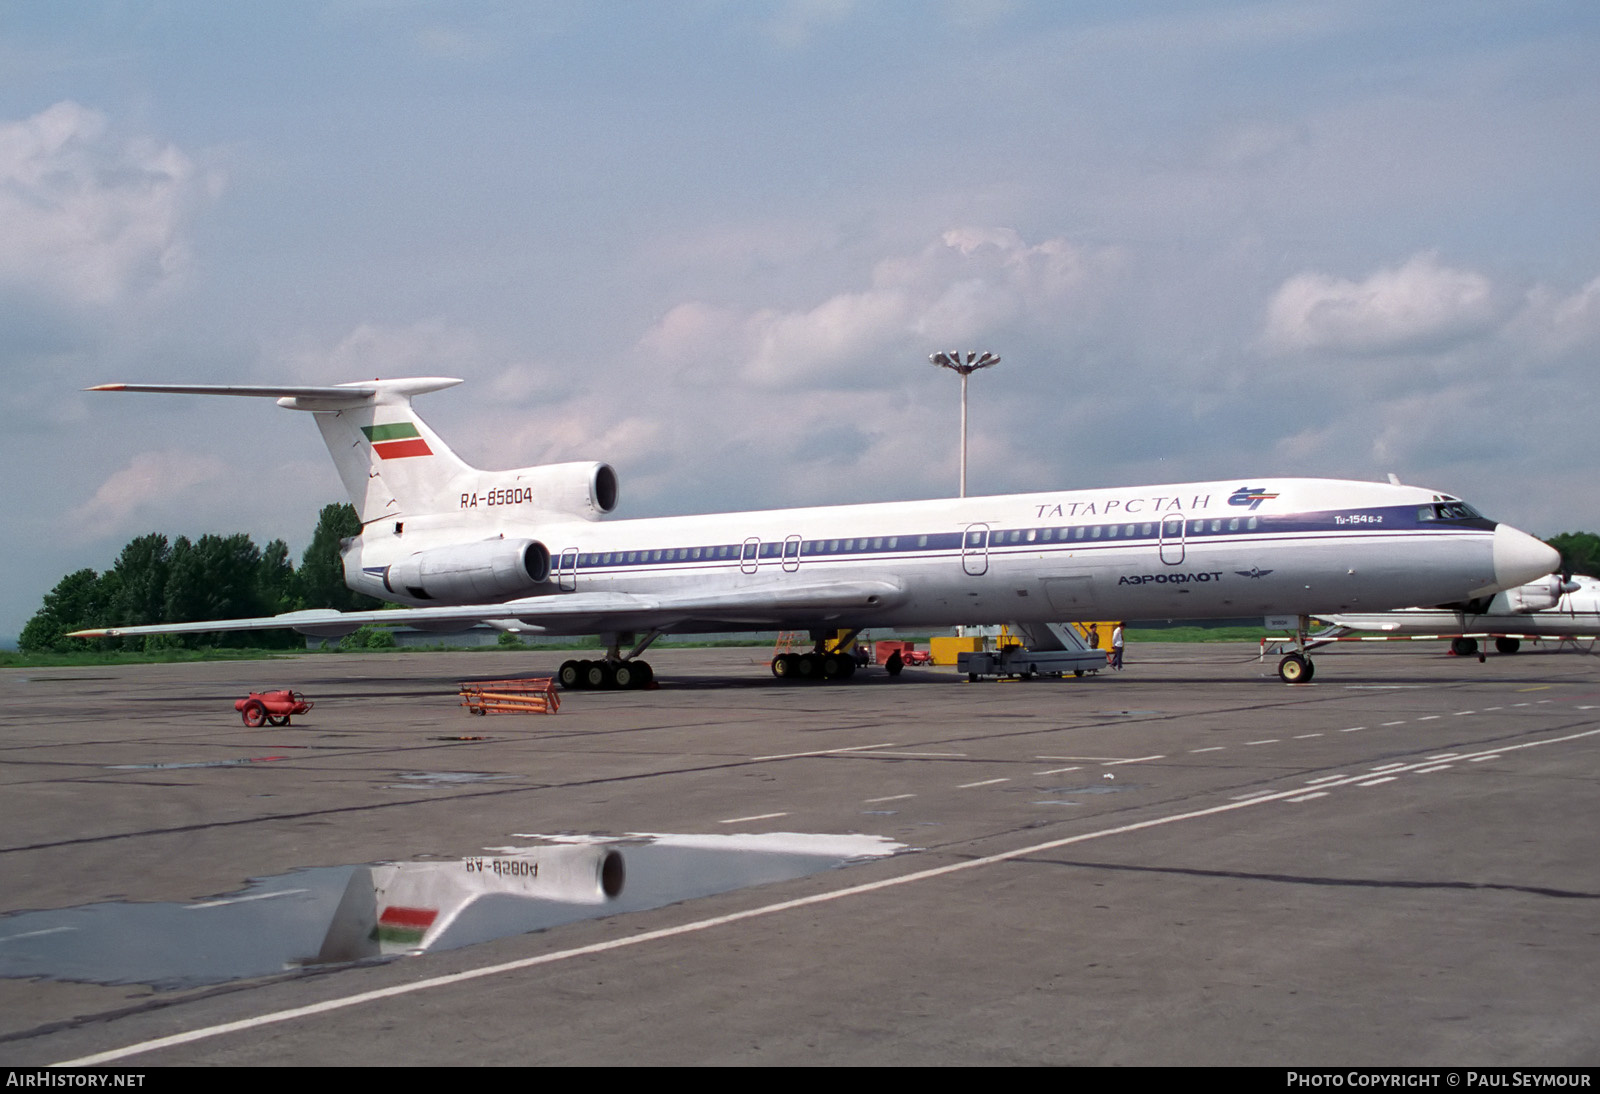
[68, 580, 909, 640]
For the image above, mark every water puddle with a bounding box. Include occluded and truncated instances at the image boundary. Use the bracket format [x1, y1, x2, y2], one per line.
[0, 832, 902, 990]
[388, 772, 517, 787]
[108, 757, 290, 771]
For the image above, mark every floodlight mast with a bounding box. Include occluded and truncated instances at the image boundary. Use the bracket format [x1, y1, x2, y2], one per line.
[929, 351, 1000, 498]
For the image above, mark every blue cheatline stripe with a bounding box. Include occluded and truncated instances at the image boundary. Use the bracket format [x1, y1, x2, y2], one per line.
[558, 506, 1491, 573]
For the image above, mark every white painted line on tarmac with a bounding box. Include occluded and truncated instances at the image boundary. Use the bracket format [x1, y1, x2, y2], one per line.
[1340, 726, 1365, 733]
[1038, 755, 1137, 762]
[1370, 763, 1407, 772]
[1425, 753, 1460, 761]
[186, 889, 309, 910]
[1357, 776, 1398, 786]
[852, 750, 969, 758]
[1188, 747, 1225, 753]
[1286, 792, 1329, 803]
[1414, 764, 1453, 773]
[717, 812, 789, 825]
[751, 742, 895, 762]
[0, 926, 76, 944]
[1245, 739, 1279, 746]
[1381, 721, 1407, 727]
[1468, 754, 1501, 763]
[1102, 755, 1164, 766]
[863, 794, 914, 804]
[1294, 733, 1322, 739]
[1417, 715, 1440, 721]
[957, 778, 1010, 789]
[1034, 766, 1081, 775]
[63, 724, 1600, 1068]
[1453, 711, 1475, 716]
[1304, 774, 1345, 785]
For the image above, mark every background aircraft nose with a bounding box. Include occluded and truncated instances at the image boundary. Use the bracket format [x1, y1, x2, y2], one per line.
[1494, 524, 1561, 590]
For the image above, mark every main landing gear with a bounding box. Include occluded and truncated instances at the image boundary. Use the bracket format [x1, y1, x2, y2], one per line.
[557, 630, 662, 691]
[558, 658, 654, 690]
[770, 630, 864, 683]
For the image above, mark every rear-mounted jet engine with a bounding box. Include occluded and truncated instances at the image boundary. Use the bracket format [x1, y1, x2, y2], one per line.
[383, 538, 551, 602]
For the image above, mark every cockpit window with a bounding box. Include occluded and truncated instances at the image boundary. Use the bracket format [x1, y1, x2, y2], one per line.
[1419, 502, 1484, 521]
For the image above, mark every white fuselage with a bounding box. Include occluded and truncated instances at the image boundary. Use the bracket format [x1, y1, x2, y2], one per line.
[344, 477, 1540, 637]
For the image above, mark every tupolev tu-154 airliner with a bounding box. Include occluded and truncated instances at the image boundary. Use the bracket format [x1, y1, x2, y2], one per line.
[70, 377, 1559, 685]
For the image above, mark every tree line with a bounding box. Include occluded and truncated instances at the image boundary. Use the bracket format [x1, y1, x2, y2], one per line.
[20, 504, 381, 653]
[1548, 533, 1600, 580]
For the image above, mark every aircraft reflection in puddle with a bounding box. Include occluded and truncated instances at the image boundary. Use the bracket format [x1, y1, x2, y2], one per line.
[0, 833, 903, 990]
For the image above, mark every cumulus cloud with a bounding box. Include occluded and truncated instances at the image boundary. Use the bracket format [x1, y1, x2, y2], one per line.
[280, 321, 494, 383]
[1260, 252, 1500, 355]
[1506, 275, 1600, 360]
[0, 101, 218, 308]
[67, 450, 229, 537]
[639, 227, 1120, 387]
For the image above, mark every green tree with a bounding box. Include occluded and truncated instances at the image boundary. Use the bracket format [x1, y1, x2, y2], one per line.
[19, 569, 109, 653]
[1547, 532, 1600, 578]
[162, 533, 269, 647]
[297, 503, 380, 611]
[104, 534, 171, 648]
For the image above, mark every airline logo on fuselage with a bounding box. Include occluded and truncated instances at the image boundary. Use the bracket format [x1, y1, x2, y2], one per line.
[1228, 486, 1278, 510]
[362, 422, 433, 460]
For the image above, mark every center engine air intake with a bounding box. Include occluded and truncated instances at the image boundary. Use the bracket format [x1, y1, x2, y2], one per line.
[384, 538, 551, 602]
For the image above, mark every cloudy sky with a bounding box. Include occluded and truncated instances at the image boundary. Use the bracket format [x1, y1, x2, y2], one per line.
[3, 1, 1598, 638]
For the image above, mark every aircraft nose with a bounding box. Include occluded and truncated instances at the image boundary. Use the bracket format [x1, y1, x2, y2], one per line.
[1493, 524, 1560, 590]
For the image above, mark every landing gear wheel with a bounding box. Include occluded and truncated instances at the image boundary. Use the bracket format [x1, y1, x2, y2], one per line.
[796, 652, 823, 680]
[1495, 637, 1521, 654]
[820, 653, 843, 680]
[558, 660, 582, 689]
[583, 660, 613, 689]
[612, 661, 638, 689]
[1277, 654, 1313, 684]
[1451, 637, 1479, 657]
[241, 700, 267, 727]
[837, 657, 856, 680]
[634, 661, 654, 687]
[771, 653, 796, 679]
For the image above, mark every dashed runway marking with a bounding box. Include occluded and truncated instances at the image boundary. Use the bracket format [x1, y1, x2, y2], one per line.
[752, 743, 895, 762]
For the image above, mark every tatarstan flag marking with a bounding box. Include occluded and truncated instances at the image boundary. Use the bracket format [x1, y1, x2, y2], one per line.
[372, 905, 438, 945]
[362, 422, 432, 459]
